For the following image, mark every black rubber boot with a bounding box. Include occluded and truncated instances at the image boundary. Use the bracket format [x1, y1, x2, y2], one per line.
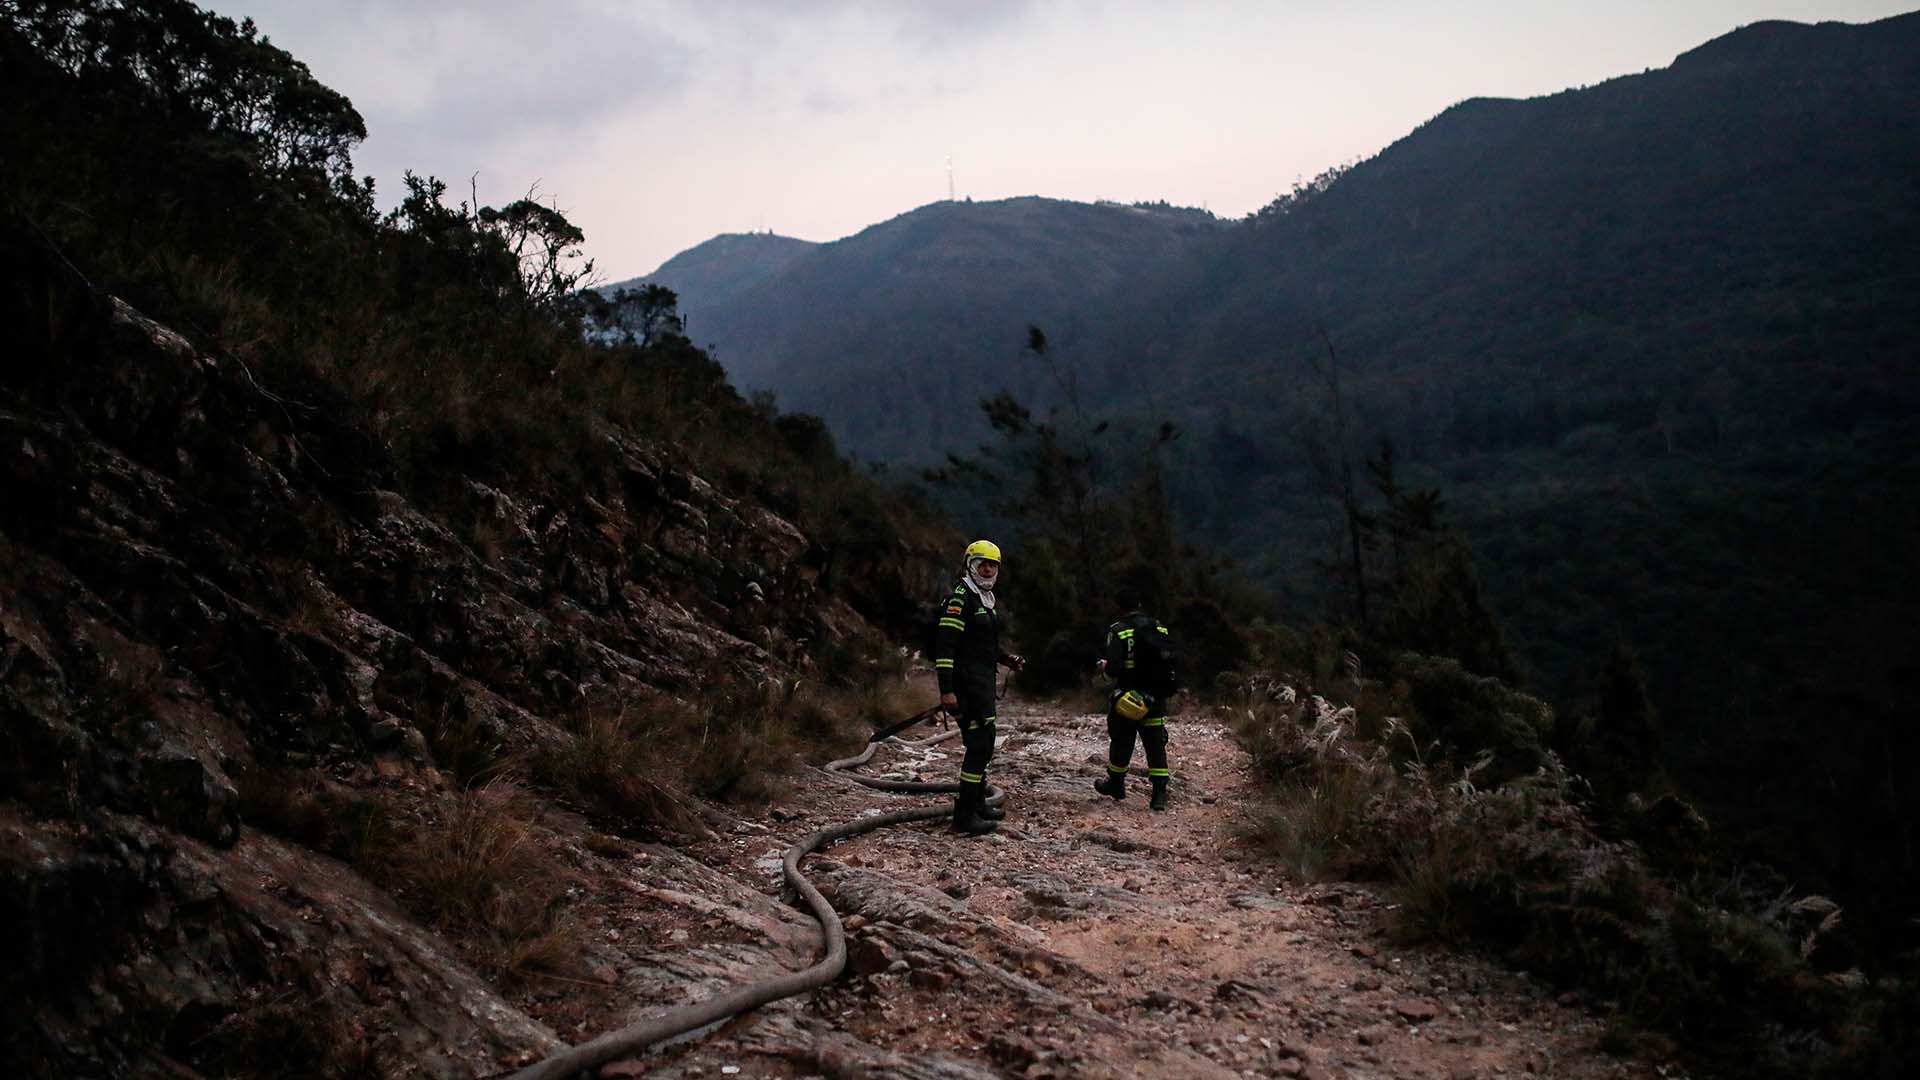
[951, 787, 998, 835]
[1149, 783, 1169, 812]
[1095, 773, 1125, 801]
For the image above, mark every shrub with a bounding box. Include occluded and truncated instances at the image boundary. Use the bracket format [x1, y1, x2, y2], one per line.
[1388, 652, 1553, 785]
[1374, 756, 1652, 958]
[532, 678, 898, 831]
[382, 782, 582, 980]
[681, 678, 870, 802]
[1229, 689, 1393, 879]
[530, 706, 702, 836]
[173, 1000, 378, 1080]
[416, 701, 517, 788]
[1367, 753, 1863, 1075]
[1230, 665, 1875, 1076]
[235, 767, 392, 864]
[826, 674, 930, 736]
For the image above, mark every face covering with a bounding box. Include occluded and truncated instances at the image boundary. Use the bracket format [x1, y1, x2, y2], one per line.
[965, 557, 998, 608]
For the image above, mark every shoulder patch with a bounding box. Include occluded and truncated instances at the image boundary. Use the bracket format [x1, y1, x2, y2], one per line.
[945, 600, 964, 614]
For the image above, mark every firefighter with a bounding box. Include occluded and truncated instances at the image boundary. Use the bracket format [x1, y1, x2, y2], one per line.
[1094, 587, 1179, 811]
[935, 539, 1024, 834]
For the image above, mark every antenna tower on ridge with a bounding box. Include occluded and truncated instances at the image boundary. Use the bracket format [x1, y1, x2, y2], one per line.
[947, 156, 955, 201]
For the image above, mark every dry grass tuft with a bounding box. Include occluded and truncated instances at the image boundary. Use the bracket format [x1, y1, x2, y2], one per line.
[681, 677, 865, 802]
[532, 676, 915, 836]
[236, 767, 393, 863]
[1230, 692, 1392, 880]
[532, 704, 707, 835]
[384, 781, 583, 980]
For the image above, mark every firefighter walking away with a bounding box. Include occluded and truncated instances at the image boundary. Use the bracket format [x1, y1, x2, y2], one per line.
[1094, 586, 1180, 811]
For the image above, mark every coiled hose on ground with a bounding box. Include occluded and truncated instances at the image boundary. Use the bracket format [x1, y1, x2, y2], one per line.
[502, 724, 1000, 1080]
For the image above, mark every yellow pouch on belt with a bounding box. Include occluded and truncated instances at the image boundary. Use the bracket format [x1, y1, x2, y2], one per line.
[1115, 689, 1149, 722]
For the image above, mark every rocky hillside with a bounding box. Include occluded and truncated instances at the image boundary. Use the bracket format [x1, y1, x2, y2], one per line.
[0, 217, 936, 1077]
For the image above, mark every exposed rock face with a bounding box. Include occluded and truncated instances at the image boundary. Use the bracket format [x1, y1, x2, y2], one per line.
[0, 223, 902, 1076]
[0, 806, 564, 1078]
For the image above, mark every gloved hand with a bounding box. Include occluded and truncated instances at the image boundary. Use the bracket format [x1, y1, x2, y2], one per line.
[1095, 658, 1107, 674]
[1006, 653, 1025, 670]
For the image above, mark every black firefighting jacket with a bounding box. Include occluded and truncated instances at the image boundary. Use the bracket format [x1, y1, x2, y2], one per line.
[934, 579, 1009, 701]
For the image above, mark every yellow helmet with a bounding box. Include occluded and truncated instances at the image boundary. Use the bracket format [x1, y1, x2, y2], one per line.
[1115, 689, 1149, 722]
[964, 539, 1001, 564]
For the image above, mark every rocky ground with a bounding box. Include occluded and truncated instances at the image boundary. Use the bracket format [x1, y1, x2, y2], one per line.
[498, 692, 1681, 1080]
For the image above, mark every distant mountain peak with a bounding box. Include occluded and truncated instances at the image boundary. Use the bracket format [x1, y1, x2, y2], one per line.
[1672, 10, 1920, 70]
[601, 232, 818, 323]
[645, 231, 815, 278]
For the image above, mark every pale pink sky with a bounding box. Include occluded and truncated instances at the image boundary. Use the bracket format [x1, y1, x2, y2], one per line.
[203, 1, 1915, 281]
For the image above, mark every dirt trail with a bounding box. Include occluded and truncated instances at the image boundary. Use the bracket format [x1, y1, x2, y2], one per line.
[526, 696, 1670, 1080]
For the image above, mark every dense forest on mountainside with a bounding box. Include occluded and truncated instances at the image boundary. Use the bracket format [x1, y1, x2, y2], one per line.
[611, 196, 1229, 461]
[1166, 14, 1920, 942]
[626, 13, 1920, 948]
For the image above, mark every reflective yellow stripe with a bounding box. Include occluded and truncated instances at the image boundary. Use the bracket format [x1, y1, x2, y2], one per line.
[934, 659, 954, 668]
[960, 771, 984, 783]
[1117, 628, 1135, 639]
[1149, 768, 1170, 777]
[939, 618, 966, 630]
[1107, 763, 1128, 774]
[1142, 716, 1166, 727]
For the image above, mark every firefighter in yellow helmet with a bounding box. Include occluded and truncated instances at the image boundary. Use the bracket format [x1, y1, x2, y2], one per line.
[935, 540, 1024, 834]
[1094, 586, 1179, 810]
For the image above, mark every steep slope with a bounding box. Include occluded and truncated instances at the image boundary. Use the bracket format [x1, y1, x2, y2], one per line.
[0, 215, 932, 1078]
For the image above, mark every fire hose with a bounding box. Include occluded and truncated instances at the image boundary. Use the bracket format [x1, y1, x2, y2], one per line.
[501, 707, 1001, 1080]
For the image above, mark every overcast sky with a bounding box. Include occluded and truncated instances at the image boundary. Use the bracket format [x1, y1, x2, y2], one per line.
[201, 1, 1913, 282]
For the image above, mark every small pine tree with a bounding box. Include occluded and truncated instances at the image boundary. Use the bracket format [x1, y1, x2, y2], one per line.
[1587, 643, 1664, 801]
[1366, 440, 1516, 681]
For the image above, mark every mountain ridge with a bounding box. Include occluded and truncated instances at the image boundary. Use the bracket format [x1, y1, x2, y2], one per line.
[614, 195, 1229, 459]
[626, 12, 1919, 460]
[635, 230, 816, 334]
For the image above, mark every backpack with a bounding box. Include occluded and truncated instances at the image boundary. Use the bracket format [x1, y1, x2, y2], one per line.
[1126, 617, 1180, 699]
